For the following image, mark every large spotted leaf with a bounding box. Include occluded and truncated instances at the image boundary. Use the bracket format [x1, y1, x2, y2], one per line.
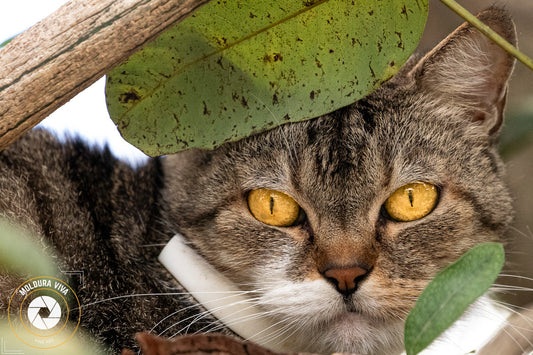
[106, 0, 428, 156]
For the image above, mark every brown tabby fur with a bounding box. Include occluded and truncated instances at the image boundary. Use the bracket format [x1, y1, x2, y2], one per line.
[0, 7, 516, 355]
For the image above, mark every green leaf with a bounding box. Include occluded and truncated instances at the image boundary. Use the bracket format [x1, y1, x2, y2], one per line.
[0, 36, 14, 48]
[404, 243, 505, 355]
[106, 0, 428, 156]
[0, 217, 59, 277]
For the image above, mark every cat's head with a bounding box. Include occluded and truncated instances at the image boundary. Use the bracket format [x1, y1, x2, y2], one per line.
[162, 8, 516, 354]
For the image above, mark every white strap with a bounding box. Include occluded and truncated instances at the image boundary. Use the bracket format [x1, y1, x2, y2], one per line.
[158, 234, 293, 352]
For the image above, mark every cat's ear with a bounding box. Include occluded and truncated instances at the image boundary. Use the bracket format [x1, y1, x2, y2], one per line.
[410, 7, 516, 136]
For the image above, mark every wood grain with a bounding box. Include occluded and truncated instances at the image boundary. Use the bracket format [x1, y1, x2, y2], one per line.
[0, 0, 210, 151]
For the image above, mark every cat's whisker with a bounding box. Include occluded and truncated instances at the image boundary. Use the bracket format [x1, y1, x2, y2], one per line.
[82, 289, 256, 309]
[199, 307, 279, 335]
[463, 300, 533, 352]
[187, 299, 272, 334]
[166, 295, 265, 338]
[498, 274, 533, 283]
[490, 285, 533, 293]
[81, 292, 191, 308]
[262, 317, 304, 347]
[509, 225, 533, 240]
[154, 293, 263, 336]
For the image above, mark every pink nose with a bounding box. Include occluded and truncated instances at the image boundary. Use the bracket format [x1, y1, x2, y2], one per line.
[323, 266, 368, 295]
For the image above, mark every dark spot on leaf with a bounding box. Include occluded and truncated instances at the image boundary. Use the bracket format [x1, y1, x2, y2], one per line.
[329, 49, 334, 53]
[241, 96, 248, 108]
[119, 91, 140, 104]
[263, 52, 283, 63]
[351, 38, 362, 47]
[296, 37, 303, 42]
[395, 32, 405, 50]
[310, 90, 315, 99]
[315, 57, 322, 68]
[401, 5, 408, 19]
[283, 114, 290, 121]
[368, 10, 374, 15]
[203, 101, 211, 115]
[272, 94, 279, 105]
[369, 64, 376, 78]
[232, 92, 239, 101]
[249, 12, 256, 18]
[390, 61, 395, 67]
[214, 36, 227, 47]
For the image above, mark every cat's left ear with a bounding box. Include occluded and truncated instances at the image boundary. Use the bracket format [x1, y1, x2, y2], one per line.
[410, 7, 516, 136]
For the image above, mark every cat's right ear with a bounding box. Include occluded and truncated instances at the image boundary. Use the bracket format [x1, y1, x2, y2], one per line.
[410, 7, 516, 137]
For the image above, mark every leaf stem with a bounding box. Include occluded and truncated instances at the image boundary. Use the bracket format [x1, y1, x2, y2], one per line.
[439, 0, 533, 71]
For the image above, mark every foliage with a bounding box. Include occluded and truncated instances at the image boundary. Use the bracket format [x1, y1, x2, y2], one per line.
[0, 217, 58, 277]
[404, 243, 505, 355]
[106, 0, 428, 156]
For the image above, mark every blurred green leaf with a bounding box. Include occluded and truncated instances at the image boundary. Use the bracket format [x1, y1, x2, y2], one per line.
[106, 0, 428, 156]
[404, 243, 505, 355]
[0, 36, 13, 48]
[1, 321, 106, 354]
[0, 217, 59, 277]
[500, 109, 533, 157]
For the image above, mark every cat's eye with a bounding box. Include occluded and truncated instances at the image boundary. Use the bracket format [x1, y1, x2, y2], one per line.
[247, 189, 304, 227]
[384, 182, 438, 222]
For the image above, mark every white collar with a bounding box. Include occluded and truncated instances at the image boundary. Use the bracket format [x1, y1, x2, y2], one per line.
[158, 234, 293, 352]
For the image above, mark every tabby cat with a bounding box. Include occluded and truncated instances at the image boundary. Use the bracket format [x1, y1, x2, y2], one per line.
[0, 7, 516, 355]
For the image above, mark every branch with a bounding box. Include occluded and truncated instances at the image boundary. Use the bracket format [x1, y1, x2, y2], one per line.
[0, 0, 211, 151]
[439, 0, 533, 71]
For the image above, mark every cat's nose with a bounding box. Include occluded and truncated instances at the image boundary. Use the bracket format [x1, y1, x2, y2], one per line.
[323, 266, 368, 295]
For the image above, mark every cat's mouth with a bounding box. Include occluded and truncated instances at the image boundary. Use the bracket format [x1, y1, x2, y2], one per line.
[343, 297, 361, 313]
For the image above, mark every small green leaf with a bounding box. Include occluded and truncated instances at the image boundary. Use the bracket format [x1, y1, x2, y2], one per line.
[404, 243, 505, 355]
[106, 0, 428, 156]
[0, 217, 59, 277]
[0, 36, 14, 48]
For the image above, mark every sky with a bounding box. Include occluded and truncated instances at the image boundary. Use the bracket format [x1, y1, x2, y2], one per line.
[0, 0, 148, 165]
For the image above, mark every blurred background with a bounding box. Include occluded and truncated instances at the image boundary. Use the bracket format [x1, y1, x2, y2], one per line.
[420, 0, 533, 309]
[0, 0, 531, 310]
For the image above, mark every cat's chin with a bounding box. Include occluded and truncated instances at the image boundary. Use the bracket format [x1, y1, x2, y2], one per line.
[291, 311, 404, 355]
[257, 279, 404, 354]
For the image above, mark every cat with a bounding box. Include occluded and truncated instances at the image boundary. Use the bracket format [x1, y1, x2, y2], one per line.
[0, 7, 517, 355]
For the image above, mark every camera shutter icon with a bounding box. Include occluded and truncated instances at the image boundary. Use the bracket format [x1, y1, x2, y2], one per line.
[27, 295, 62, 330]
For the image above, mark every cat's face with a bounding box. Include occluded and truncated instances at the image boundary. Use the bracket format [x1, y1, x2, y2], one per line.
[162, 8, 515, 355]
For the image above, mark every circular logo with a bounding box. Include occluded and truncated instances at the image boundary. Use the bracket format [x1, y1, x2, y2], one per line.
[27, 295, 62, 330]
[8, 276, 81, 349]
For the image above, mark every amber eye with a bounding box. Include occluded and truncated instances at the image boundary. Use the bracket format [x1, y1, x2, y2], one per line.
[384, 182, 438, 222]
[247, 189, 303, 227]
